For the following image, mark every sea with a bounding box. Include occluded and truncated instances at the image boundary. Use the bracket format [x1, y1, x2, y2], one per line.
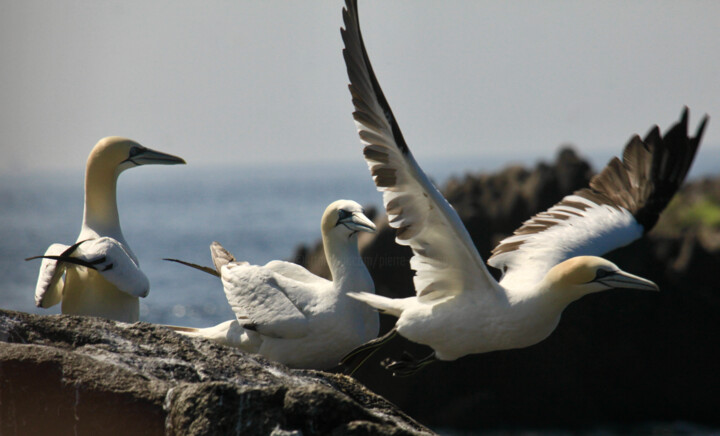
[0, 156, 504, 328]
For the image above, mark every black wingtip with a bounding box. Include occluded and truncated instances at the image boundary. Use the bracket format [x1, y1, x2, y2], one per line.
[694, 114, 709, 143]
[341, 0, 411, 155]
[341, 0, 355, 33]
[25, 254, 98, 270]
[586, 107, 707, 232]
[26, 239, 93, 265]
[680, 106, 690, 127]
[643, 125, 661, 144]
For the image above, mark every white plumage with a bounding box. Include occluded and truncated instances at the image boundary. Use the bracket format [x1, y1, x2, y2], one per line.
[339, 0, 707, 375]
[28, 137, 185, 322]
[167, 200, 380, 370]
[489, 195, 644, 292]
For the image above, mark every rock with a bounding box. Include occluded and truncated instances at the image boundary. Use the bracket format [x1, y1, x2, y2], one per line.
[0, 310, 434, 436]
[292, 148, 720, 430]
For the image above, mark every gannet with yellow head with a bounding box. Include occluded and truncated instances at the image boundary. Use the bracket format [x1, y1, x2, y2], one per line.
[339, 0, 708, 376]
[165, 200, 380, 370]
[27, 137, 185, 322]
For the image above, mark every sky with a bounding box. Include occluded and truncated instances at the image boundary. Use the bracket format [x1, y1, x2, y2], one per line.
[1, 0, 718, 177]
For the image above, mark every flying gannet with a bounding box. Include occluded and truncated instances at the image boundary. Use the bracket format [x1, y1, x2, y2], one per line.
[164, 200, 380, 370]
[338, 0, 708, 376]
[26, 137, 186, 323]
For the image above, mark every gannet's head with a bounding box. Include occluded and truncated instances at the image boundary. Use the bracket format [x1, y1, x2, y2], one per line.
[545, 256, 659, 300]
[88, 137, 186, 175]
[321, 199, 376, 241]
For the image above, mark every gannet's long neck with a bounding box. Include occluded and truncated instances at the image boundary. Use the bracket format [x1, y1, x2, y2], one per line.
[80, 156, 124, 241]
[322, 234, 373, 293]
[504, 275, 578, 321]
[522, 276, 583, 316]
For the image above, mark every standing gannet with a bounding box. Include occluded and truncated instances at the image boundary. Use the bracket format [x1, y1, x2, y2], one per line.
[165, 200, 380, 370]
[26, 137, 185, 322]
[339, 0, 708, 376]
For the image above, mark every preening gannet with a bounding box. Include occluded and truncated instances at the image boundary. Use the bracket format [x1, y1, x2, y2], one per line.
[339, 0, 709, 376]
[27, 137, 185, 323]
[165, 200, 380, 370]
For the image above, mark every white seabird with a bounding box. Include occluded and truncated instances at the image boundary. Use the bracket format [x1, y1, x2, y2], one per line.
[339, 0, 709, 376]
[27, 137, 186, 323]
[165, 200, 380, 370]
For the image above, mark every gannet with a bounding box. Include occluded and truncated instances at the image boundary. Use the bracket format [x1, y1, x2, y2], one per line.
[164, 200, 380, 370]
[26, 137, 185, 323]
[339, 0, 708, 376]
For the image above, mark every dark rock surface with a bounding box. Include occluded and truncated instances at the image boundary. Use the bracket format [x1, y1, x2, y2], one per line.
[293, 148, 720, 431]
[0, 310, 434, 436]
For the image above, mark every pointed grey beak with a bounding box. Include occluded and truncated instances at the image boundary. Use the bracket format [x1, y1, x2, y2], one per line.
[339, 212, 376, 234]
[600, 270, 660, 292]
[129, 147, 186, 166]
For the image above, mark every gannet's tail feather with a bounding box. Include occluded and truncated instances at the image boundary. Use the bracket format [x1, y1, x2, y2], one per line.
[166, 323, 225, 341]
[163, 320, 261, 351]
[210, 241, 243, 271]
[165, 325, 199, 333]
[347, 292, 408, 317]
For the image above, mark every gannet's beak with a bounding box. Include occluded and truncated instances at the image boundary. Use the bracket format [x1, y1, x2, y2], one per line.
[340, 212, 376, 234]
[599, 270, 660, 292]
[126, 147, 186, 166]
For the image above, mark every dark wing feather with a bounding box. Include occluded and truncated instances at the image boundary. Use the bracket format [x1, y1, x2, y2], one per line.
[489, 108, 708, 288]
[342, 0, 501, 299]
[587, 107, 707, 231]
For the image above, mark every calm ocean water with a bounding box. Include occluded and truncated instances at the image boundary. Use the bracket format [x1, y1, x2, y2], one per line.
[0, 156, 497, 328]
[0, 162, 374, 327]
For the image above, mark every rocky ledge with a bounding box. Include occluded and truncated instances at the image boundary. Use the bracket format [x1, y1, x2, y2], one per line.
[0, 309, 434, 436]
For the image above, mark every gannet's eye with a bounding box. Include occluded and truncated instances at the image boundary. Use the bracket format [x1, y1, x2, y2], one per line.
[338, 209, 351, 221]
[594, 269, 613, 281]
[128, 146, 143, 157]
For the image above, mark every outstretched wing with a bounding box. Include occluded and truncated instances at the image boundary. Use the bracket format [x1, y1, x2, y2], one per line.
[489, 108, 708, 290]
[33, 243, 70, 308]
[341, 0, 501, 300]
[220, 262, 319, 339]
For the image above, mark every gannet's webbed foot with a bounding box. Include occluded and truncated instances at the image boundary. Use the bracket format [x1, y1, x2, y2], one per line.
[381, 351, 436, 377]
[339, 328, 397, 376]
